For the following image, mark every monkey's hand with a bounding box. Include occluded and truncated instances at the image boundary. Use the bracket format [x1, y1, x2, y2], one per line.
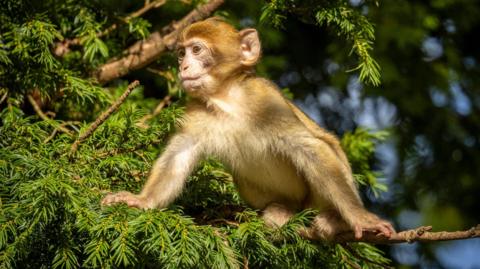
[101, 191, 151, 209]
[351, 212, 395, 239]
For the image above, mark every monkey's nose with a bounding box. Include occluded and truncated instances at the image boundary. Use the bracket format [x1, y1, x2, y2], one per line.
[181, 64, 189, 71]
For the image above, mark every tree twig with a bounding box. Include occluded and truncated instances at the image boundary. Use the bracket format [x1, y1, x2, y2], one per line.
[340, 252, 361, 269]
[208, 219, 240, 227]
[96, 139, 163, 158]
[94, 0, 224, 84]
[146, 67, 176, 81]
[70, 80, 140, 154]
[53, 0, 168, 57]
[0, 90, 7, 105]
[128, 0, 167, 20]
[330, 224, 480, 244]
[27, 94, 74, 136]
[44, 121, 81, 143]
[243, 256, 249, 269]
[136, 94, 171, 128]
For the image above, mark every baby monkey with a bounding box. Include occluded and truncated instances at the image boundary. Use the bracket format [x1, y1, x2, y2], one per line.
[102, 17, 395, 240]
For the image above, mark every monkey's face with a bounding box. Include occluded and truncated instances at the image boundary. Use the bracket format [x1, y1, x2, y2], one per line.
[177, 18, 261, 98]
[177, 38, 216, 95]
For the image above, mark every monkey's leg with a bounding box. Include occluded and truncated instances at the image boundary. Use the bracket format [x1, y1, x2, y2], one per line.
[262, 204, 349, 241]
[274, 132, 394, 238]
[262, 203, 295, 228]
[303, 211, 351, 241]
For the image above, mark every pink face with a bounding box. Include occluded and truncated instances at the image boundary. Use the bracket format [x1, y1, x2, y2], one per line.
[177, 38, 215, 94]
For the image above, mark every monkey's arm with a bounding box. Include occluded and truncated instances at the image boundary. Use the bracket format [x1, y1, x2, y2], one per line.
[102, 133, 202, 209]
[273, 127, 393, 238]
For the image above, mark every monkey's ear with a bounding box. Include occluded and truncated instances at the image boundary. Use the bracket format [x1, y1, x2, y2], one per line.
[239, 29, 261, 66]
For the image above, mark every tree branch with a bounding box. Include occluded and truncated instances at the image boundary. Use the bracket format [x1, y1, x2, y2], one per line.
[128, 0, 167, 19]
[53, 0, 168, 57]
[94, 0, 224, 84]
[243, 256, 249, 269]
[0, 90, 7, 105]
[331, 225, 480, 244]
[96, 139, 163, 158]
[27, 94, 74, 136]
[70, 80, 140, 154]
[44, 121, 81, 143]
[136, 94, 171, 128]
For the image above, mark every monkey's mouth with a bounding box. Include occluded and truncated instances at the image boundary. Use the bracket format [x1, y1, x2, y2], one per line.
[182, 77, 201, 87]
[181, 76, 200, 81]
[181, 76, 204, 90]
[180, 73, 205, 82]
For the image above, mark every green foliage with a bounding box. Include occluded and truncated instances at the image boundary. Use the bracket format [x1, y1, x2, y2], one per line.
[0, 77, 391, 268]
[82, 35, 109, 63]
[6, 18, 62, 71]
[341, 129, 389, 196]
[0, 0, 394, 268]
[0, 98, 391, 268]
[127, 18, 152, 40]
[281, 87, 294, 100]
[261, 0, 382, 86]
[315, 5, 381, 86]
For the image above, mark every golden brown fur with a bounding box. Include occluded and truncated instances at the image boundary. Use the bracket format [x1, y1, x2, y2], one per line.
[102, 18, 394, 240]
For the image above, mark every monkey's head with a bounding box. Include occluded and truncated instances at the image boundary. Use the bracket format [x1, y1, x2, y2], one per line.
[177, 17, 261, 96]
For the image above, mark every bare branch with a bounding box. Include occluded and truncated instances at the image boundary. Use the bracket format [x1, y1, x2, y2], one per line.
[94, 0, 224, 84]
[70, 80, 140, 154]
[243, 256, 249, 269]
[96, 139, 162, 158]
[136, 94, 171, 128]
[330, 225, 480, 244]
[208, 219, 241, 227]
[0, 90, 7, 105]
[44, 121, 81, 143]
[128, 0, 167, 19]
[341, 253, 362, 269]
[27, 94, 74, 136]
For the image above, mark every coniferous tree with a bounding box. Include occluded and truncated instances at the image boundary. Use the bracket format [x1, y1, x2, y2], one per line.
[4, 0, 475, 268]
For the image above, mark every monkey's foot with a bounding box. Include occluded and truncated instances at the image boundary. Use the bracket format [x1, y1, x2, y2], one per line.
[353, 218, 395, 239]
[101, 191, 149, 209]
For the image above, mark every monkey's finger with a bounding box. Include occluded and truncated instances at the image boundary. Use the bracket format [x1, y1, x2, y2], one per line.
[101, 194, 116, 206]
[354, 226, 363, 239]
[374, 229, 388, 237]
[375, 227, 391, 237]
[376, 223, 393, 237]
[383, 223, 395, 237]
[363, 227, 383, 235]
[126, 199, 142, 208]
[385, 222, 396, 234]
[101, 192, 131, 206]
[380, 222, 394, 233]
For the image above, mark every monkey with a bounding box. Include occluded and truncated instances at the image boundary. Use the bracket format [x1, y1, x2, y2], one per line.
[102, 17, 395, 241]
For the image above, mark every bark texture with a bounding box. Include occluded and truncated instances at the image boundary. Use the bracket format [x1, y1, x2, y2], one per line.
[333, 225, 480, 244]
[94, 0, 224, 84]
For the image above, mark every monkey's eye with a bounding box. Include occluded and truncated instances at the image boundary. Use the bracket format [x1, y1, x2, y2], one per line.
[192, 44, 202, 55]
[177, 49, 185, 60]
